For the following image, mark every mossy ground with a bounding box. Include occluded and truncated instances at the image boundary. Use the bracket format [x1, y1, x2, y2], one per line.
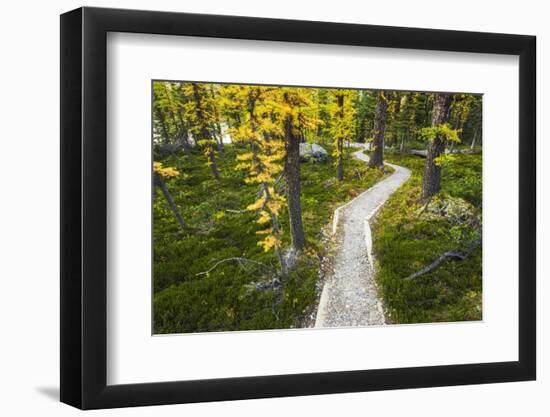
[371, 152, 482, 324]
[153, 143, 386, 334]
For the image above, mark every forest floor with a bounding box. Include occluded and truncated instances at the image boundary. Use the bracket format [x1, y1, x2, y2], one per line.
[372, 152, 483, 323]
[153, 143, 388, 334]
[315, 147, 411, 327]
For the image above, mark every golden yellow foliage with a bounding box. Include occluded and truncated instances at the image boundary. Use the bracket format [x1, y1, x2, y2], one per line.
[153, 162, 180, 178]
[258, 235, 279, 252]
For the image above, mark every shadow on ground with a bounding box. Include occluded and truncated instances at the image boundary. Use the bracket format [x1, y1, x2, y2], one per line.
[35, 386, 59, 401]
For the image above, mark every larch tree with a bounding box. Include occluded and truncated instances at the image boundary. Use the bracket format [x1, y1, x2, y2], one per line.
[368, 90, 388, 169]
[420, 93, 460, 201]
[226, 85, 288, 273]
[280, 88, 317, 253]
[182, 82, 221, 181]
[328, 89, 356, 180]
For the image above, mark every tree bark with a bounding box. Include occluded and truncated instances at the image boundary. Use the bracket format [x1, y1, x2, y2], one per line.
[421, 93, 452, 201]
[284, 115, 306, 252]
[154, 173, 187, 231]
[368, 91, 387, 169]
[207, 151, 221, 180]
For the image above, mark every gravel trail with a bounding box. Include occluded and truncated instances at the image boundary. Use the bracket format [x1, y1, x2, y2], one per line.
[314, 147, 411, 328]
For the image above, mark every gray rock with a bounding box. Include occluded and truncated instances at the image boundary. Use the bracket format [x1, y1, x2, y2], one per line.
[299, 143, 328, 163]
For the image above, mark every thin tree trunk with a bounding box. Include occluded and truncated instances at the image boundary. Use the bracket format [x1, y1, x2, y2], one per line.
[368, 91, 387, 169]
[470, 123, 479, 149]
[207, 151, 220, 180]
[392, 93, 401, 148]
[337, 94, 344, 181]
[247, 92, 286, 275]
[178, 127, 192, 150]
[154, 173, 187, 231]
[399, 133, 405, 154]
[262, 184, 287, 276]
[284, 115, 306, 252]
[337, 138, 344, 180]
[421, 93, 452, 201]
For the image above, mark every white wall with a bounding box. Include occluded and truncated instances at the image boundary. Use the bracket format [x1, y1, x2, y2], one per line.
[0, 0, 546, 415]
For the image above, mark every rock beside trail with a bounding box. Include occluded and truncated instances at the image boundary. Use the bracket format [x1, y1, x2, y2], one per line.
[300, 143, 328, 163]
[418, 195, 480, 225]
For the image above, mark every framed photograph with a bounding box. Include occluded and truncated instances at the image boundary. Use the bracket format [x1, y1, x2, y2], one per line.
[60, 6, 536, 409]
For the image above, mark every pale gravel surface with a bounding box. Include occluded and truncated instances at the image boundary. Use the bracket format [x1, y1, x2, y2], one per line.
[315, 146, 411, 328]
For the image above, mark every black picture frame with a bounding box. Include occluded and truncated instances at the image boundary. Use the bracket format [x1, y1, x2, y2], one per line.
[60, 6, 536, 410]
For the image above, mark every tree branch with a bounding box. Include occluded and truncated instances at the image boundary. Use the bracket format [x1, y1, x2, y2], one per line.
[405, 238, 481, 280]
[196, 257, 271, 277]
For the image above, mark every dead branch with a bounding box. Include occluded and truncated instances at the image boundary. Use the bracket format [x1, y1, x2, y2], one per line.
[196, 257, 271, 277]
[405, 238, 481, 280]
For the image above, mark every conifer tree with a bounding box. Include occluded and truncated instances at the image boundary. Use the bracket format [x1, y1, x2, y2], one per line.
[328, 89, 356, 180]
[182, 82, 221, 181]
[224, 85, 288, 272]
[368, 91, 388, 169]
[420, 93, 460, 201]
[280, 87, 318, 252]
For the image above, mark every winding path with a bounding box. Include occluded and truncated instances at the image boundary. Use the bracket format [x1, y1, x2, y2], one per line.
[314, 146, 411, 328]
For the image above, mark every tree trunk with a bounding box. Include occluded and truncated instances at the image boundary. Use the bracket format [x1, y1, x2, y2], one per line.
[207, 151, 220, 180]
[337, 94, 344, 181]
[179, 127, 192, 150]
[154, 173, 187, 231]
[262, 184, 287, 276]
[470, 123, 479, 149]
[337, 138, 344, 180]
[399, 133, 406, 154]
[368, 91, 387, 169]
[421, 93, 452, 201]
[391, 93, 401, 148]
[284, 115, 306, 252]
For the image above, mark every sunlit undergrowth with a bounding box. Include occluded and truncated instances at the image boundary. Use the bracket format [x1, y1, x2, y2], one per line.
[153, 144, 387, 334]
[371, 152, 482, 324]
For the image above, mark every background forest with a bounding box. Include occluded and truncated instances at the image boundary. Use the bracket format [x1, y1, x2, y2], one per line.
[152, 81, 482, 334]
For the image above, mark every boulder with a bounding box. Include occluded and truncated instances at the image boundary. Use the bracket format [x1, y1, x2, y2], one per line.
[299, 143, 328, 163]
